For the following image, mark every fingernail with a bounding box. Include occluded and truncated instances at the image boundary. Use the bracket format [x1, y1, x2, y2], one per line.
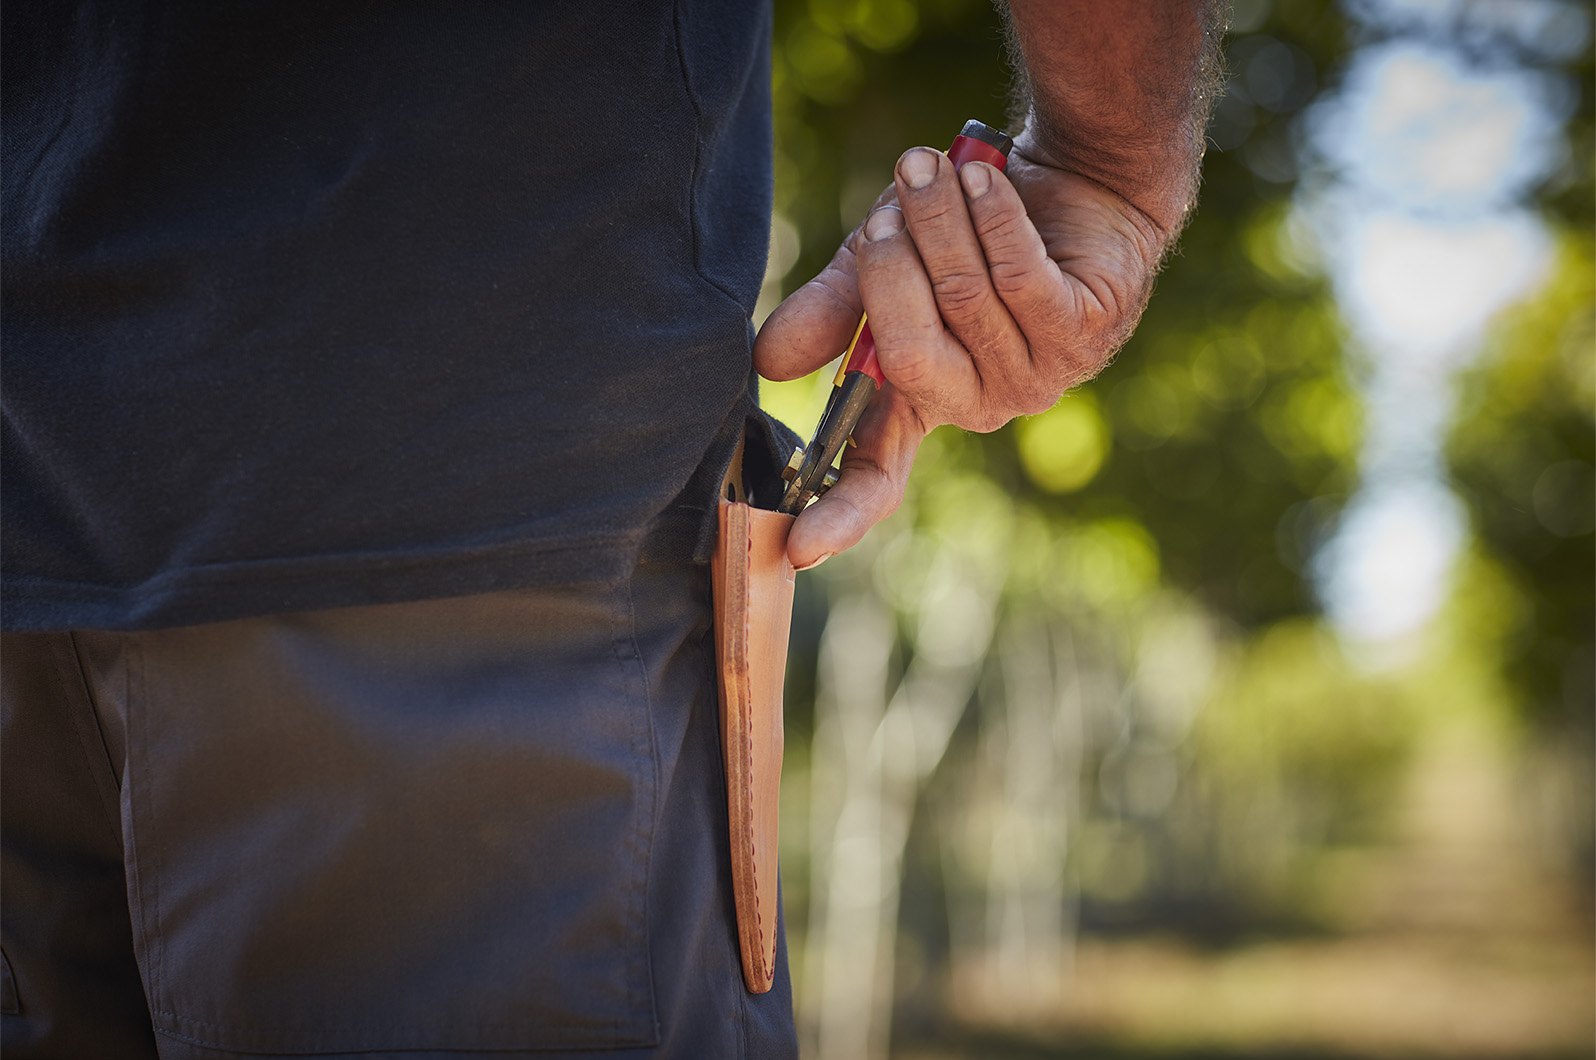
[960, 161, 992, 199]
[796, 551, 834, 572]
[899, 148, 939, 190]
[863, 206, 904, 242]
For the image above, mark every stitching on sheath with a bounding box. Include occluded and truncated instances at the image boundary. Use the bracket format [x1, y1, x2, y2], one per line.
[741, 519, 767, 983]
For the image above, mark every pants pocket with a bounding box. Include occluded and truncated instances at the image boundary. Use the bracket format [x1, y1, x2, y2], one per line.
[104, 585, 659, 1054]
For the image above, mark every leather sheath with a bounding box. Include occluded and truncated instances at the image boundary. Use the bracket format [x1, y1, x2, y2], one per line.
[711, 449, 796, 994]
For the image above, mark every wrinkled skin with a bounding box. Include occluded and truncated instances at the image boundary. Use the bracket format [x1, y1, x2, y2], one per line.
[754, 133, 1172, 570]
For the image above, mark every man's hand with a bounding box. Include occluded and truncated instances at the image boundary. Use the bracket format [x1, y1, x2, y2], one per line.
[754, 134, 1170, 569]
[755, 1, 1223, 570]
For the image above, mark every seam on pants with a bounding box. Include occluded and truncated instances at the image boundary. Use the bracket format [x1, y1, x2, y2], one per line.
[610, 576, 662, 1041]
[122, 633, 166, 1022]
[46, 633, 123, 851]
[624, 568, 669, 1043]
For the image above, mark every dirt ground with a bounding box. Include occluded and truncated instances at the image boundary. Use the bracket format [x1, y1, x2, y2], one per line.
[896, 726, 1595, 1060]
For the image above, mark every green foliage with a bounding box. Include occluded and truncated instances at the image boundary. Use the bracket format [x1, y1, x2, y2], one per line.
[771, 0, 1011, 265]
[767, 0, 1596, 968]
[1071, 0, 1358, 628]
[1446, 231, 1595, 730]
[768, 0, 1359, 630]
[767, 1, 1402, 914]
[1193, 619, 1413, 833]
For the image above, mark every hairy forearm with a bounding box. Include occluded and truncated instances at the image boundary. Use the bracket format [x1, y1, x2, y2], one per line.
[999, 0, 1227, 240]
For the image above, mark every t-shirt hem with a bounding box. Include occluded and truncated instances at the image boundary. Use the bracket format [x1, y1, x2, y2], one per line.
[1, 531, 650, 633]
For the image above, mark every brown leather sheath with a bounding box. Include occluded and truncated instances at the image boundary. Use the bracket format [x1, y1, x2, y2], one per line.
[711, 458, 796, 995]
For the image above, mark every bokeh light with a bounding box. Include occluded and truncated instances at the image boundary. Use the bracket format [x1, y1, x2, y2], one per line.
[758, 1, 1593, 1057]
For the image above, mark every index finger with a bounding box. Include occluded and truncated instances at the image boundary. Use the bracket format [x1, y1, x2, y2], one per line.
[753, 242, 862, 382]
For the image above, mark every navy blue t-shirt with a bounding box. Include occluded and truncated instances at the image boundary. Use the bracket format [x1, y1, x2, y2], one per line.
[3, 0, 788, 631]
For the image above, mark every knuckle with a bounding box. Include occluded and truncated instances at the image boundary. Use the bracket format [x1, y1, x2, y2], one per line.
[834, 491, 870, 530]
[903, 196, 964, 237]
[858, 463, 903, 512]
[839, 462, 902, 524]
[930, 270, 991, 319]
[875, 338, 935, 390]
[1016, 384, 1058, 418]
[969, 408, 1009, 434]
[918, 193, 960, 219]
[947, 393, 1006, 434]
[988, 257, 1040, 298]
[976, 205, 1029, 248]
[1051, 341, 1110, 391]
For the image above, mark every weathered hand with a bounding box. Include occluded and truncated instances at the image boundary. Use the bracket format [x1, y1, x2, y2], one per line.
[754, 132, 1172, 569]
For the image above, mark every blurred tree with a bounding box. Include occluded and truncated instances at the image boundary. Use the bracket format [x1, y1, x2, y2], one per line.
[1439, 7, 1594, 884]
[1442, 0, 1594, 738]
[1447, 232, 1594, 733]
[766, 0, 1359, 630]
[764, 0, 1376, 1027]
[1016, 1, 1359, 630]
[1444, 229, 1595, 887]
[751, 2, 1596, 1057]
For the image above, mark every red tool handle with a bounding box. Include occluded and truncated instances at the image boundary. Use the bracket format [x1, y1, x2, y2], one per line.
[842, 124, 1014, 387]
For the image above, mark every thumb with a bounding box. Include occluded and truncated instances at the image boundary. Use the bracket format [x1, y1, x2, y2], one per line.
[787, 384, 927, 569]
